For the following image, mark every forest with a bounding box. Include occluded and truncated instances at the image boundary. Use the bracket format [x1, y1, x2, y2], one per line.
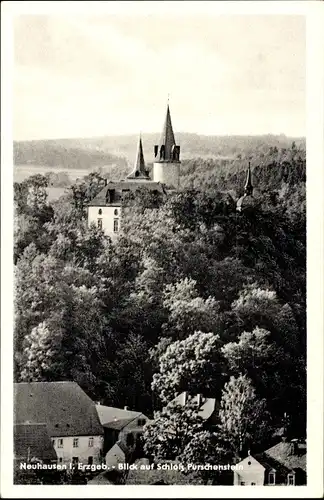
[14, 140, 306, 481]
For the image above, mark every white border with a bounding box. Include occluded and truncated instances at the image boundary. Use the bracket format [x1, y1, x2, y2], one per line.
[1, 1, 323, 498]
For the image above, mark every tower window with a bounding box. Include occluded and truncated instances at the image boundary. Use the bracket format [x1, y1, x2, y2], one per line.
[97, 218, 103, 229]
[113, 219, 119, 233]
[98, 209, 102, 215]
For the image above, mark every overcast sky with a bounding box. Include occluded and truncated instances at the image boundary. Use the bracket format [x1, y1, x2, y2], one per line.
[13, 13, 305, 140]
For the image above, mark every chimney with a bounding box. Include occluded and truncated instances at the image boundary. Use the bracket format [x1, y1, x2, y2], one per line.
[197, 394, 202, 407]
[124, 406, 129, 411]
[183, 391, 187, 405]
[290, 438, 299, 455]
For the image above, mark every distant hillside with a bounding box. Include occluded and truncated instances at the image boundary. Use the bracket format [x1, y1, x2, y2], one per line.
[14, 134, 305, 169]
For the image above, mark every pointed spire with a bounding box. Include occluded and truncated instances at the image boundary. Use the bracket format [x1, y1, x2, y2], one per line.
[127, 135, 149, 180]
[159, 104, 176, 159]
[244, 162, 253, 196]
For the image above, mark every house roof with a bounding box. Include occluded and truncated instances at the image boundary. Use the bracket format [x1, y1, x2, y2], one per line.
[14, 382, 103, 437]
[88, 181, 166, 206]
[263, 441, 306, 472]
[14, 423, 57, 462]
[171, 392, 218, 420]
[106, 439, 129, 458]
[95, 404, 145, 430]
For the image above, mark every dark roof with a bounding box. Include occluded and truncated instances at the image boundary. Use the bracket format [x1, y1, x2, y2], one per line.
[157, 105, 176, 161]
[264, 441, 306, 472]
[244, 162, 253, 195]
[14, 423, 57, 462]
[88, 181, 166, 206]
[127, 136, 149, 180]
[14, 382, 103, 437]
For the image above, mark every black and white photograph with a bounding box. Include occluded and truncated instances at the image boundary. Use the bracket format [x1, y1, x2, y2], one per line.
[1, 1, 323, 497]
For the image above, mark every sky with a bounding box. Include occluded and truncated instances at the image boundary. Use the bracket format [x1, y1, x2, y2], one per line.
[13, 12, 305, 140]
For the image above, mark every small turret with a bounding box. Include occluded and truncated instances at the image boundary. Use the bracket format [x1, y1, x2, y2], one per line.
[127, 135, 150, 181]
[244, 162, 253, 196]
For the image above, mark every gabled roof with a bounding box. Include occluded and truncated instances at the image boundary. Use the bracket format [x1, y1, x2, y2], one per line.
[263, 441, 306, 472]
[88, 181, 166, 206]
[14, 382, 103, 437]
[171, 392, 218, 421]
[127, 136, 150, 180]
[14, 423, 57, 462]
[96, 404, 145, 430]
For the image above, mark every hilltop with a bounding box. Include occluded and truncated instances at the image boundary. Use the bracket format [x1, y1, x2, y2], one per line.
[14, 133, 305, 169]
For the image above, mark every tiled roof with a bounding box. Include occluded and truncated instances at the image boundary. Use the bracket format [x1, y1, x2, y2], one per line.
[88, 181, 166, 206]
[96, 404, 145, 429]
[264, 441, 306, 472]
[14, 382, 103, 437]
[14, 423, 57, 462]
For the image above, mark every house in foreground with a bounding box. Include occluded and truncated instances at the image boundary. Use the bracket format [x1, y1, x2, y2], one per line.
[14, 423, 57, 466]
[95, 403, 150, 456]
[14, 382, 104, 466]
[233, 439, 306, 486]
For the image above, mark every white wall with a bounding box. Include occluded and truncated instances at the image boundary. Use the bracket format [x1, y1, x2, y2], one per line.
[88, 206, 121, 239]
[52, 435, 104, 466]
[233, 456, 265, 486]
[153, 162, 180, 189]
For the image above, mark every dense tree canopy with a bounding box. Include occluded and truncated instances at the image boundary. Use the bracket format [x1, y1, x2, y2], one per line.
[14, 143, 306, 477]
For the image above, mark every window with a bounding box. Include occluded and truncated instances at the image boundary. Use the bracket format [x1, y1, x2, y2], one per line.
[72, 457, 78, 465]
[88, 437, 94, 447]
[137, 418, 146, 426]
[268, 472, 276, 485]
[98, 209, 102, 215]
[58, 457, 63, 464]
[51, 439, 55, 447]
[97, 218, 103, 229]
[73, 438, 79, 448]
[251, 483, 256, 485]
[114, 208, 118, 216]
[88, 456, 93, 465]
[240, 481, 245, 486]
[58, 439, 63, 448]
[287, 473, 295, 486]
[113, 218, 119, 233]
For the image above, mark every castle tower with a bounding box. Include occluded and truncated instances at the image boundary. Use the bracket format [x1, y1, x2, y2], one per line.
[153, 104, 181, 190]
[127, 135, 150, 181]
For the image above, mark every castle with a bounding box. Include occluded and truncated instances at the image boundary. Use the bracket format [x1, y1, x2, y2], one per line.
[87, 104, 255, 238]
[87, 104, 181, 238]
